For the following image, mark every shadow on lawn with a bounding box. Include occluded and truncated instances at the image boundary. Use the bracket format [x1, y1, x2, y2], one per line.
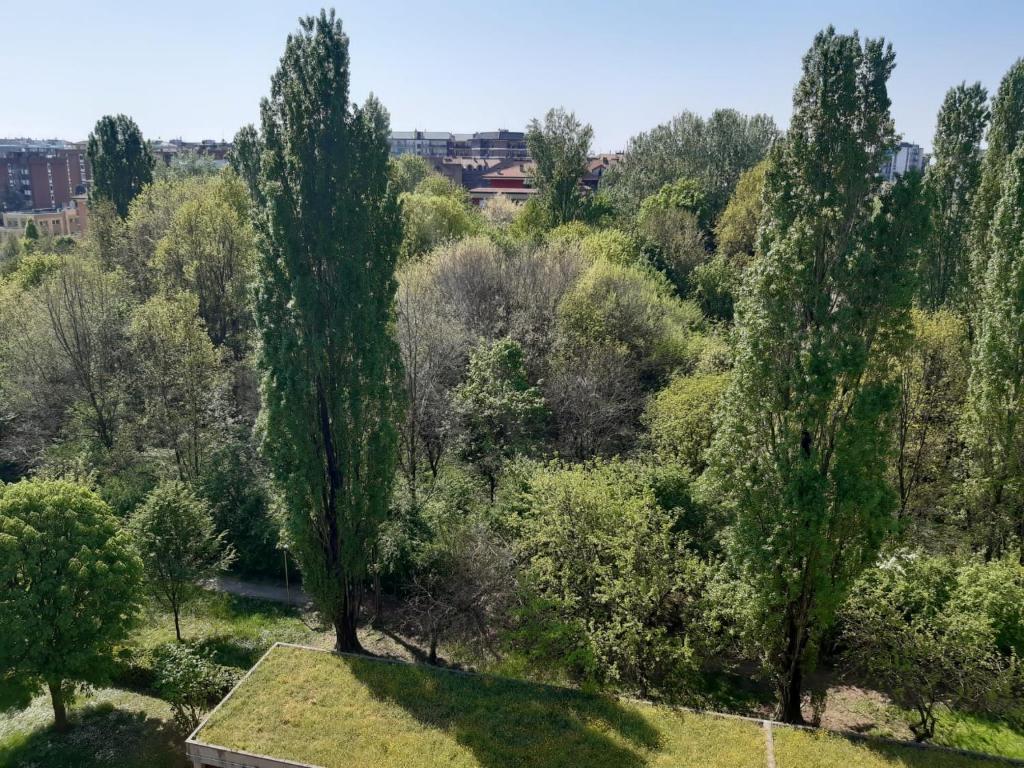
[348, 656, 663, 768]
[0, 703, 184, 768]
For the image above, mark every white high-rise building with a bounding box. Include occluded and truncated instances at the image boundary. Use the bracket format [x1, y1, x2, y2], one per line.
[880, 142, 927, 181]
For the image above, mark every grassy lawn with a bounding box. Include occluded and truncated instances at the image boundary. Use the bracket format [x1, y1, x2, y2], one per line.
[0, 689, 181, 768]
[128, 590, 328, 667]
[933, 709, 1024, 760]
[772, 727, 999, 768]
[198, 644, 767, 768]
[0, 591, 323, 768]
[825, 688, 1024, 760]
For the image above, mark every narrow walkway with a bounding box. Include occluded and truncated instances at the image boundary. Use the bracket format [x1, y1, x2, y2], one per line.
[763, 720, 776, 768]
[206, 575, 311, 607]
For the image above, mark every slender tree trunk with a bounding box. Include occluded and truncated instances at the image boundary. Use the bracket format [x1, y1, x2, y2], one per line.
[48, 679, 68, 733]
[173, 602, 182, 642]
[429, 630, 438, 665]
[373, 573, 382, 620]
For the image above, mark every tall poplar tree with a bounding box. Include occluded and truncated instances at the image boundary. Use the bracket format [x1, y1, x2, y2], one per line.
[920, 82, 988, 309]
[249, 10, 403, 652]
[973, 59, 1024, 277]
[963, 146, 1024, 561]
[698, 28, 927, 723]
[87, 114, 154, 218]
[526, 108, 593, 226]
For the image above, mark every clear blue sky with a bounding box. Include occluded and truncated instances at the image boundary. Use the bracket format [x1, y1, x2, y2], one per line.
[3, 0, 1022, 151]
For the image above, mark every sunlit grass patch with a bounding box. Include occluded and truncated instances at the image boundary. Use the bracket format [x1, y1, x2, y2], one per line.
[772, 725, 995, 768]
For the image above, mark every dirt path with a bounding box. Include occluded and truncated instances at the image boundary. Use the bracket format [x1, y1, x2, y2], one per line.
[207, 575, 311, 606]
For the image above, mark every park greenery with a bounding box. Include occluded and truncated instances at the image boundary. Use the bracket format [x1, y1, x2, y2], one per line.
[2, 9, 1024, 767]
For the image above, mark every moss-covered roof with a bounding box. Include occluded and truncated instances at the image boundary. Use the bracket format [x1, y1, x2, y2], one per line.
[190, 644, 988, 768]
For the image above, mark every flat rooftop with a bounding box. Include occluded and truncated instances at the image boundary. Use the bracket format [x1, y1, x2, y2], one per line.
[187, 644, 992, 768]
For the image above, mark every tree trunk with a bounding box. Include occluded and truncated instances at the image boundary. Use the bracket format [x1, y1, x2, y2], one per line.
[48, 679, 68, 733]
[429, 631, 439, 665]
[779, 664, 805, 724]
[334, 582, 364, 653]
[778, 611, 807, 724]
[373, 573, 383, 621]
[173, 603, 182, 642]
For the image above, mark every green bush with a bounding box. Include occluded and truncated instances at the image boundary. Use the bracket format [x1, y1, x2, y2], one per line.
[841, 553, 1019, 742]
[152, 642, 239, 732]
[643, 372, 730, 475]
[514, 459, 709, 697]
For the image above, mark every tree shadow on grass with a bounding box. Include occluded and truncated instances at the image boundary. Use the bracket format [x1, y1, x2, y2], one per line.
[347, 655, 662, 768]
[194, 633, 269, 669]
[0, 703, 184, 768]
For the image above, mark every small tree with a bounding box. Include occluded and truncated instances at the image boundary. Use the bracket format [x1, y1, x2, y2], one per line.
[129, 293, 224, 481]
[402, 467, 516, 665]
[87, 114, 155, 218]
[130, 480, 234, 641]
[842, 554, 1017, 741]
[518, 459, 709, 696]
[390, 154, 434, 195]
[0, 480, 142, 731]
[452, 338, 546, 501]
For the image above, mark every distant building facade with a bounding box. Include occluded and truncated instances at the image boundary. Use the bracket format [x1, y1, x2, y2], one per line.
[390, 130, 529, 160]
[150, 138, 233, 169]
[880, 142, 928, 181]
[0, 139, 91, 211]
[1, 194, 89, 236]
[432, 153, 622, 207]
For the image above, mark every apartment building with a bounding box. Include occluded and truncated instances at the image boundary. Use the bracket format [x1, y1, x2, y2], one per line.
[390, 130, 529, 160]
[0, 139, 91, 211]
[881, 142, 928, 181]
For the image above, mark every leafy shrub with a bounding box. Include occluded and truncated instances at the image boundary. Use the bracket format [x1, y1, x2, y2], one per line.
[841, 553, 1019, 741]
[514, 459, 710, 697]
[643, 372, 730, 475]
[152, 642, 239, 732]
[692, 254, 740, 321]
[579, 228, 642, 266]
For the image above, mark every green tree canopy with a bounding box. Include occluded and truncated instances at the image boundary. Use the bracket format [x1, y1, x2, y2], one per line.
[129, 480, 235, 641]
[452, 338, 546, 501]
[973, 58, 1024, 274]
[87, 114, 155, 218]
[841, 554, 1020, 741]
[963, 145, 1024, 561]
[698, 27, 927, 723]
[152, 173, 257, 354]
[250, 10, 403, 652]
[920, 82, 989, 309]
[391, 154, 435, 196]
[603, 109, 777, 224]
[715, 160, 769, 262]
[516, 459, 709, 696]
[526, 108, 593, 227]
[0, 479, 141, 731]
[129, 292, 224, 481]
